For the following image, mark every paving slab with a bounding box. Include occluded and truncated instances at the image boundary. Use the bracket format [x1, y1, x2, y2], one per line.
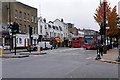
[95, 48, 120, 64]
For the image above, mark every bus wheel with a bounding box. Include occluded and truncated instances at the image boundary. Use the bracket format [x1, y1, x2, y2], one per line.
[86, 48, 88, 50]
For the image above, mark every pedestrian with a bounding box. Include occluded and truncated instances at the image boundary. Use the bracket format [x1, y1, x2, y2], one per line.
[100, 44, 103, 56]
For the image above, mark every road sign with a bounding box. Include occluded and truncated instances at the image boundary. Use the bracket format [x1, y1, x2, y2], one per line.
[106, 27, 110, 29]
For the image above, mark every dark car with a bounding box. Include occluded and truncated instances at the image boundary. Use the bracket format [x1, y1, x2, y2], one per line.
[113, 41, 118, 47]
[27, 44, 37, 51]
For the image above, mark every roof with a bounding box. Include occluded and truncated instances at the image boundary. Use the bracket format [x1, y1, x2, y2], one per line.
[16, 1, 37, 10]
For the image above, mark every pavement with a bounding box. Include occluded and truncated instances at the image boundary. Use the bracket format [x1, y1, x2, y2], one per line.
[96, 47, 120, 64]
[1, 49, 47, 58]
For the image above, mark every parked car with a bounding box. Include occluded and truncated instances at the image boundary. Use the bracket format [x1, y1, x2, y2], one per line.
[113, 41, 118, 47]
[39, 42, 52, 50]
[27, 44, 38, 51]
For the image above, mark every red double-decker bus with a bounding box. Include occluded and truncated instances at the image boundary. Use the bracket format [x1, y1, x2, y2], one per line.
[83, 29, 99, 49]
[72, 36, 83, 48]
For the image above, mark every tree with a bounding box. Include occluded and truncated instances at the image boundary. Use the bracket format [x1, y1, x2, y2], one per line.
[107, 6, 119, 45]
[94, 1, 111, 26]
[107, 6, 119, 37]
[94, 1, 120, 48]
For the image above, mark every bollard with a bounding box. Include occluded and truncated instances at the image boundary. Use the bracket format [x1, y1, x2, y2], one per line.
[37, 46, 41, 53]
[0, 46, 4, 55]
[95, 46, 101, 60]
[2, 47, 4, 55]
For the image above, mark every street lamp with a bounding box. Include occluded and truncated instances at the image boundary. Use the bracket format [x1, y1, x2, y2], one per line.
[103, 0, 107, 54]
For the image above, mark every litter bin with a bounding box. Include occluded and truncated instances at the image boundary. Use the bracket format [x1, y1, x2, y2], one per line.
[0, 46, 4, 55]
[37, 46, 41, 53]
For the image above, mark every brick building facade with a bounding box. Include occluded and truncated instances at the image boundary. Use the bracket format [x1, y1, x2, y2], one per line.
[1, 1, 38, 49]
[2, 1, 38, 34]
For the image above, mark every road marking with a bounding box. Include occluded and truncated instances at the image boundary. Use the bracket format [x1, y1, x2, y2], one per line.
[82, 51, 86, 53]
[86, 57, 92, 60]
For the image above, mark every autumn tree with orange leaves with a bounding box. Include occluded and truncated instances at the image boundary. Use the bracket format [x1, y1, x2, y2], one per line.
[94, 1, 111, 26]
[94, 1, 120, 44]
[107, 6, 119, 37]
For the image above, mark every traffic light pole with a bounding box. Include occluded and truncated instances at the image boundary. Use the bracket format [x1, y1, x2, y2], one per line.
[9, 1, 12, 51]
[15, 36, 16, 55]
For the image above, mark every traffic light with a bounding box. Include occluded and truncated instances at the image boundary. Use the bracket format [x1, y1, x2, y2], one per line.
[9, 22, 19, 34]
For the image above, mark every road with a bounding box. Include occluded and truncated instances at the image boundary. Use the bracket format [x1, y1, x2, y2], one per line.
[2, 48, 118, 78]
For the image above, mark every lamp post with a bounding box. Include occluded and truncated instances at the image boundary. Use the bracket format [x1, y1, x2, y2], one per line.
[103, 0, 107, 54]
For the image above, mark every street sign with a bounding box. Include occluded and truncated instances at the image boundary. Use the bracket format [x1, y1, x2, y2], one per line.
[106, 27, 110, 29]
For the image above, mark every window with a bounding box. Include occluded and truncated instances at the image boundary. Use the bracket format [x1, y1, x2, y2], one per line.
[53, 26, 55, 29]
[27, 25, 29, 33]
[15, 10, 17, 19]
[19, 11, 22, 20]
[19, 24, 22, 33]
[50, 32, 51, 37]
[35, 27, 37, 34]
[56, 26, 59, 30]
[40, 25, 42, 33]
[59, 26, 62, 31]
[34, 17, 37, 23]
[24, 12, 26, 21]
[34, 27, 36, 34]
[45, 25, 47, 29]
[24, 25, 26, 33]
[27, 14, 29, 22]
[31, 15, 34, 22]
[19, 38, 22, 44]
[48, 24, 51, 28]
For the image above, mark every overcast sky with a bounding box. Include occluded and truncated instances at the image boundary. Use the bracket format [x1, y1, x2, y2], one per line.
[17, 0, 120, 31]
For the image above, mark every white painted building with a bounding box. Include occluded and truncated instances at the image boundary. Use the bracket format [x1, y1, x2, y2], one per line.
[38, 16, 49, 38]
[118, 1, 120, 29]
[38, 17, 68, 40]
[53, 19, 68, 39]
[78, 31, 84, 37]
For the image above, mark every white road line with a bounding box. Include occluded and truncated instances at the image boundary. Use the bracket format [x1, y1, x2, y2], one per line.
[86, 57, 92, 60]
[82, 51, 86, 53]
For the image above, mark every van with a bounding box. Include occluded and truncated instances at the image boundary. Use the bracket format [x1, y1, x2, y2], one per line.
[39, 42, 52, 50]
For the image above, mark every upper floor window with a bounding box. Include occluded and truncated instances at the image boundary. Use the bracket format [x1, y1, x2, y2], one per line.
[19, 11, 22, 20]
[19, 24, 22, 33]
[24, 25, 26, 33]
[31, 15, 34, 22]
[27, 14, 29, 22]
[27, 25, 29, 33]
[34, 27, 36, 34]
[40, 25, 42, 33]
[15, 10, 17, 19]
[50, 32, 51, 37]
[24, 12, 26, 21]
[45, 25, 47, 29]
[34, 17, 37, 23]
